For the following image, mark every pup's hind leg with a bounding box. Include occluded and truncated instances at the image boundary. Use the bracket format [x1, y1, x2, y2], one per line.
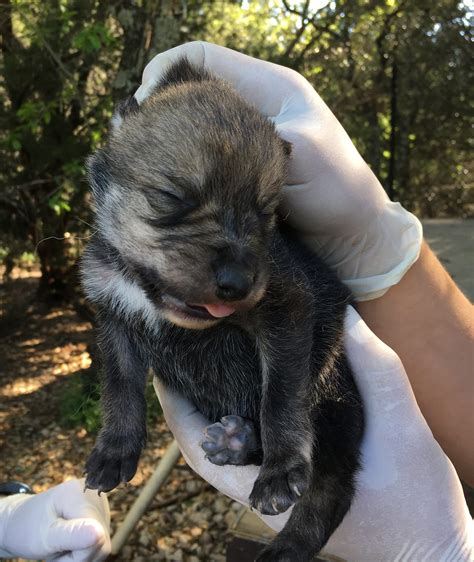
[256, 473, 356, 562]
[201, 415, 262, 465]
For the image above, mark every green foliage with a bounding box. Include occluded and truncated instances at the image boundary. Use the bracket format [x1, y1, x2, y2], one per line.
[59, 372, 102, 433]
[0, 0, 472, 297]
[194, 0, 473, 217]
[72, 22, 116, 53]
[59, 372, 162, 434]
[20, 251, 36, 265]
[0, 0, 122, 295]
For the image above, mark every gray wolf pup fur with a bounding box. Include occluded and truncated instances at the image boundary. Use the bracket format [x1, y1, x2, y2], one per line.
[81, 58, 364, 561]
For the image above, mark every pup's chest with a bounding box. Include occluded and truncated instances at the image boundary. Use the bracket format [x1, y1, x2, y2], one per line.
[149, 322, 263, 422]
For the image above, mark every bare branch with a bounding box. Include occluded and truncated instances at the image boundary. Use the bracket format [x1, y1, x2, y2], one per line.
[7, 179, 55, 190]
[154, 484, 211, 509]
[282, 2, 312, 59]
[282, 0, 303, 17]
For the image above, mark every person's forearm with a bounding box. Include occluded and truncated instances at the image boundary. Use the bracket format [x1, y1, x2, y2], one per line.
[358, 241, 474, 485]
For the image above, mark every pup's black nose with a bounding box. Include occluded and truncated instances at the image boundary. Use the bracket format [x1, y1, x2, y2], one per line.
[215, 265, 253, 301]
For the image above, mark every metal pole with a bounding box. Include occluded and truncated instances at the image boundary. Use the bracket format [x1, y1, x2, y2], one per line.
[111, 440, 181, 555]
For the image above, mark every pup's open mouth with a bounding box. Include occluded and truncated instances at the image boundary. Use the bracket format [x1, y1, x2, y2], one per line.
[161, 293, 236, 321]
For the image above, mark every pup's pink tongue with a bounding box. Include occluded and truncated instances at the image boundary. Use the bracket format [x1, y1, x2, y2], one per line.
[202, 303, 236, 318]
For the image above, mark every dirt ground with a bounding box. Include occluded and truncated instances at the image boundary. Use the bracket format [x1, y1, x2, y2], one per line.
[1, 219, 472, 562]
[0, 268, 237, 562]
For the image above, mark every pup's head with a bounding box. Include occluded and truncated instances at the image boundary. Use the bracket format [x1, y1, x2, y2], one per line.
[88, 58, 290, 329]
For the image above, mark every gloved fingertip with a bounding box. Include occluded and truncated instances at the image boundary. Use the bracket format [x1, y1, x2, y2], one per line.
[78, 519, 106, 546]
[344, 306, 362, 332]
[346, 307, 401, 362]
[48, 518, 106, 552]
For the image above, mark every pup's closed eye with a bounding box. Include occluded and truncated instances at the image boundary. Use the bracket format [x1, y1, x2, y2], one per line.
[158, 188, 194, 206]
[143, 186, 198, 215]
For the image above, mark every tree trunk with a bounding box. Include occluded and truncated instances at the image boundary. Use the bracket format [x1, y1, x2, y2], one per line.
[36, 243, 66, 299]
[35, 224, 76, 302]
[387, 59, 398, 199]
[111, 0, 191, 101]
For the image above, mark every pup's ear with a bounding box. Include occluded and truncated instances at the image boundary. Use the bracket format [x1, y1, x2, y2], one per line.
[159, 56, 212, 88]
[280, 139, 292, 158]
[87, 151, 111, 206]
[111, 95, 140, 130]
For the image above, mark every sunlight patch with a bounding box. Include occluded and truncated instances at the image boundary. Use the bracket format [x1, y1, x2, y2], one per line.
[1, 352, 91, 397]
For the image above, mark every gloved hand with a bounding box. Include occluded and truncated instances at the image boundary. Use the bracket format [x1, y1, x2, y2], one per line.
[155, 307, 474, 561]
[134, 41, 423, 301]
[0, 479, 111, 561]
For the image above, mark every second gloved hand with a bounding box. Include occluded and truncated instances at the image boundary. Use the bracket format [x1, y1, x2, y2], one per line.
[0, 479, 111, 561]
[155, 308, 473, 561]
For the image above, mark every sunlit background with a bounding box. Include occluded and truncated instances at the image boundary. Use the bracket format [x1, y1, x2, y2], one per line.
[0, 2, 472, 561]
[1, 0, 472, 293]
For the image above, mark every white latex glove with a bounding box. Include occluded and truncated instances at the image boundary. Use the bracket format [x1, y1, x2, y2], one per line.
[155, 307, 474, 561]
[0, 479, 111, 561]
[134, 41, 423, 301]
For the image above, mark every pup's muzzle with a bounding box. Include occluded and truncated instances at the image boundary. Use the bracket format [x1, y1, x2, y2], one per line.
[214, 263, 254, 301]
[212, 246, 258, 302]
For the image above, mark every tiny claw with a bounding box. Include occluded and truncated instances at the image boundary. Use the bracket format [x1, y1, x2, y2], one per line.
[98, 490, 102, 497]
[293, 484, 301, 497]
[271, 498, 279, 513]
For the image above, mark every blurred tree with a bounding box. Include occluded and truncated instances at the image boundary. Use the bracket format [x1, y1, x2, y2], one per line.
[0, 0, 197, 298]
[0, 0, 472, 300]
[195, 0, 473, 217]
[0, 0, 118, 297]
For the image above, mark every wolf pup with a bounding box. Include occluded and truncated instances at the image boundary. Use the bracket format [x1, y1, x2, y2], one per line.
[82, 58, 364, 561]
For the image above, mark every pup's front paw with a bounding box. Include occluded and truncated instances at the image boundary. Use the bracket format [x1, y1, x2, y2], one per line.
[200, 415, 260, 465]
[249, 459, 310, 515]
[84, 430, 144, 493]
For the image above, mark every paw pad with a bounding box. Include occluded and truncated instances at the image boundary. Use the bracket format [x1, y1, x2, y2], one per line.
[200, 415, 258, 466]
